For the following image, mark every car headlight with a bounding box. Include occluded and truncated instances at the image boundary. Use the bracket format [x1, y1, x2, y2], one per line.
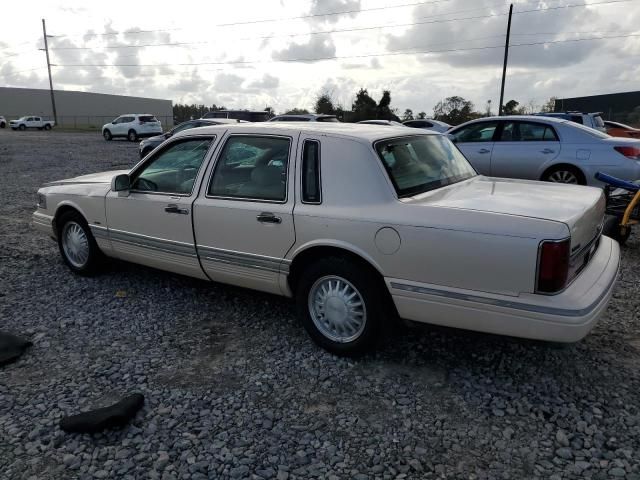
[36, 192, 47, 209]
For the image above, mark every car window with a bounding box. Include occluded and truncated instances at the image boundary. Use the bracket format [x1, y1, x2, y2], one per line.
[450, 122, 499, 143]
[172, 122, 196, 134]
[499, 122, 558, 141]
[27, 117, 33, 121]
[375, 135, 476, 198]
[570, 115, 583, 124]
[302, 140, 321, 204]
[593, 115, 604, 128]
[208, 135, 291, 201]
[284, 117, 309, 122]
[139, 115, 157, 123]
[131, 138, 213, 195]
[316, 117, 339, 122]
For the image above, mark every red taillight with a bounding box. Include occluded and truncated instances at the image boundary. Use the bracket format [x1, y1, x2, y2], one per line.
[614, 146, 640, 159]
[537, 239, 570, 294]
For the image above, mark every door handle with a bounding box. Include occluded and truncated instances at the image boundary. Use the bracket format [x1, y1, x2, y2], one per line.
[256, 212, 282, 224]
[164, 204, 189, 215]
[541, 148, 555, 154]
[477, 148, 490, 154]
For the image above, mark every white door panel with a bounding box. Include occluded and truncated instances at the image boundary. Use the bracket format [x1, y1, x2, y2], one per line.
[490, 141, 560, 180]
[457, 142, 493, 174]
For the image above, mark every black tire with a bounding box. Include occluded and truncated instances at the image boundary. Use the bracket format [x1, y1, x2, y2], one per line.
[44, 124, 51, 130]
[0, 122, 5, 128]
[542, 165, 586, 185]
[18, 124, 26, 131]
[613, 227, 632, 246]
[127, 129, 138, 142]
[295, 256, 390, 356]
[56, 211, 103, 275]
[103, 129, 112, 141]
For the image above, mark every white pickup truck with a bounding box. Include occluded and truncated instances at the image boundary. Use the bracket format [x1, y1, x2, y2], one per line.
[10, 116, 55, 131]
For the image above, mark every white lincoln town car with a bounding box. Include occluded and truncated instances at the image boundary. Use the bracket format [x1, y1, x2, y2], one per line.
[33, 123, 620, 355]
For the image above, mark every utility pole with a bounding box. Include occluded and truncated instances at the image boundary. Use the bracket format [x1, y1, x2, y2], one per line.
[498, 4, 513, 116]
[41, 19, 57, 124]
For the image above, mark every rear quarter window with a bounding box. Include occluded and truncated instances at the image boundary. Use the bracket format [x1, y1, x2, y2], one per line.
[139, 116, 157, 123]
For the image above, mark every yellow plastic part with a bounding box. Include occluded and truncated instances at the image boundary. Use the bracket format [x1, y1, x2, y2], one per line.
[621, 189, 640, 227]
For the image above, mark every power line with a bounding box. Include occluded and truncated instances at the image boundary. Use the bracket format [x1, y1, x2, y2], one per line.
[50, 32, 640, 68]
[47, 0, 633, 53]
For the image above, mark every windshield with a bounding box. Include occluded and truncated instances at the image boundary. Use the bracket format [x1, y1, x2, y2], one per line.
[317, 116, 339, 122]
[375, 135, 476, 198]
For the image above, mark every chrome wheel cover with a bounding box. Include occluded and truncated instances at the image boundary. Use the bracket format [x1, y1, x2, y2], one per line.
[308, 276, 367, 343]
[548, 170, 578, 184]
[62, 221, 90, 268]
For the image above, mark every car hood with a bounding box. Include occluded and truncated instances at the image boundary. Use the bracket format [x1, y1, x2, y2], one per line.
[142, 133, 166, 143]
[409, 176, 605, 251]
[44, 170, 129, 187]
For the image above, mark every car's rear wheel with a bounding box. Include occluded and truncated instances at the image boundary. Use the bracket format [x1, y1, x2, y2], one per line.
[18, 124, 26, 131]
[296, 256, 388, 356]
[542, 166, 585, 185]
[103, 129, 112, 141]
[127, 129, 138, 142]
[57, 211, 102, 275]
[44, 124, 51, 130]
[0, 122, 6, 128]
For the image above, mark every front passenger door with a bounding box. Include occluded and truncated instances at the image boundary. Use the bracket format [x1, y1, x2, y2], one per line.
[105, 136, 215, 278]
[449, 121, 499, 174]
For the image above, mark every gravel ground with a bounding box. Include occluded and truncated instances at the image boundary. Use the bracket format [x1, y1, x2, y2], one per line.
[1, 129, 639, 480]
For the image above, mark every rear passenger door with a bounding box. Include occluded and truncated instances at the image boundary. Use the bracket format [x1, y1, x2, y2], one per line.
[489, 121, 560, 180]
[193, 133, 298, 295]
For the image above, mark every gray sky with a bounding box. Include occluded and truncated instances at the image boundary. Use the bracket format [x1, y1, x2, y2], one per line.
[1, 0, 639, 115]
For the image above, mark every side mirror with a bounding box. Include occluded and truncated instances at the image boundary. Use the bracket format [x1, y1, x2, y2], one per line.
[446, 133, 457, 143]
[112, 174, 131, 192]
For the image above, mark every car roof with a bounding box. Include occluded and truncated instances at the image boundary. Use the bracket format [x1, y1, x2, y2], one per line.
[270, 113, 337, 120]
[175, 122, 440, 143]
[456, 115, 570, 126]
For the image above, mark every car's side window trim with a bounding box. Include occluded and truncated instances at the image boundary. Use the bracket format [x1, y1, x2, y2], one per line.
[127, 135, 216, 197]
[301, 139, 322, 204]
[204, 133, 293, 205]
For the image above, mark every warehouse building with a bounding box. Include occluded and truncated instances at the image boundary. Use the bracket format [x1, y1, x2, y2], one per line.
[554, 91, 640, 125]
[0, 87, 173, 129]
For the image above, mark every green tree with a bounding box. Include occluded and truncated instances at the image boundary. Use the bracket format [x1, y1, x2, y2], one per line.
[351, 88, 378, 122]
[264, 106, 275, 119]
[314, 92, 337, 115]
[433, 96, 482, 125]
[502, 99, 520, 115]
[376, 90, 398, 121]
[540, 97, 557, 113]
[402, 109, 414, 121]
[417, 111, 426, 119]
[285, 108, 310, 115]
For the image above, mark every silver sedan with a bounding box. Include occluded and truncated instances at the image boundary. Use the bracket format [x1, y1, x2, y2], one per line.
[448, 115, 640, 185]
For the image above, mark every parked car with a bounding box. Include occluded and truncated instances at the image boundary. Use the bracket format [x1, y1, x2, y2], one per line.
[102, 114, 162, 142]
[403, 119, 451, 133]
[448, 115, 640, 185]
[604, 120, 640, 139]
[268, 114, 339, 122]
[357, 120, 405, 126]
[139, 118, 243, 158]
[532, 112, 606, 132]
[202, 110, 270, 122]
[33, 123, 619, 355]
[0, 116, 6, 128]
[9, 116, 55, 131]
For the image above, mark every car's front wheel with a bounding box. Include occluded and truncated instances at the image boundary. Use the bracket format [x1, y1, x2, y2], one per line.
[0, 122, 5, 128]
[57, 211, 102, 275]
[542, 165, 585, 185]
[127, 129, 138, 142]
[18, 124, 26, 131]
[103, 129, 112, 141]
[296, 256, 388, 356]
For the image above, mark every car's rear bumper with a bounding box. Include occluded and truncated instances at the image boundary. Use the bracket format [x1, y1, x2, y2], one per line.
[386, 235, 620, 342]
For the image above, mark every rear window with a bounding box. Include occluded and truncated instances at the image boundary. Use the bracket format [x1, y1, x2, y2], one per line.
[139, 116, 158, 123]
[375, 135, 476, 198]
